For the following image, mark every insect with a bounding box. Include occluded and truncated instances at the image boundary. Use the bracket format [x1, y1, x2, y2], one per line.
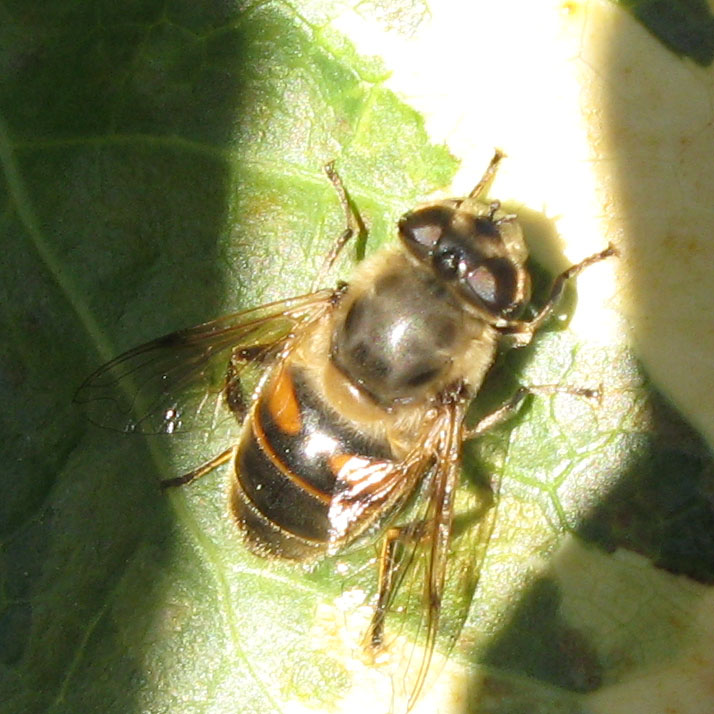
[76, 152, 615, 709]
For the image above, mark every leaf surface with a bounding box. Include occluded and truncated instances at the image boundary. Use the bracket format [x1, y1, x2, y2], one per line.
[2, 2, 714, 714]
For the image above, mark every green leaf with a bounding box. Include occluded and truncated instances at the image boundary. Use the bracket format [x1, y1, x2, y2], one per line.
[0, 2, 455, 713]
[3, 2, 714, 714]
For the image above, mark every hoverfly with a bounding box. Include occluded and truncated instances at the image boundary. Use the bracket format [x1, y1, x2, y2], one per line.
[75, 151, 615, 710]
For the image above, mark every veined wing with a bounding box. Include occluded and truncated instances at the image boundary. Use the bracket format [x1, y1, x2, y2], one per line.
[75, 290, 335, 434]
[340, 400, 497, 712]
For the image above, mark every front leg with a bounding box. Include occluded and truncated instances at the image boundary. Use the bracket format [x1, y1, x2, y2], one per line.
[500, 244, 618, 347]
[311, 161, 366, 290]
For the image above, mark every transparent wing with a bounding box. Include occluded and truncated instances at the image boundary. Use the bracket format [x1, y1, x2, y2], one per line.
[377, 405, 472, 709]
[74, 290, 335, 434]
[329, 401, 498, 711]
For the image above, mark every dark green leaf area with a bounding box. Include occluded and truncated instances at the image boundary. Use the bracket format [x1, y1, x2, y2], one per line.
[578, 389, 714, 583]
[616, 0, 714, 65]
[0, 435, 170, 714]
[0, 1, 458, 713]
[483, 579, 603, 694]
[1, 0, 244, 143]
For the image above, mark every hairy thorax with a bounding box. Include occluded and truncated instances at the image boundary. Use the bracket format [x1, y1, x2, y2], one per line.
[294, 249, 499, 456]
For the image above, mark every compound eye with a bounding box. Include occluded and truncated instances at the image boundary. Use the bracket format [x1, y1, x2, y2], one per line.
[410, 223, 441, 250]
[463, 257, 523, 315]
[398, 206, 450, 261]
[466, 264, 497, 304]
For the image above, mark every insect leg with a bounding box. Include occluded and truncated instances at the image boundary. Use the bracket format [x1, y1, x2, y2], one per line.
[500, 244, 618, 347]
[467, 148, 506, 201]
[365, 403, 466, 710]
[366, 521, 427, 651]
[224, 344, 278, 419]
[464, 387, 531, 440]
[311, 161, 366, 290]
[160, 446, 234, 489]
[225, 358, 246, 419]
[463, 384, 601, 440]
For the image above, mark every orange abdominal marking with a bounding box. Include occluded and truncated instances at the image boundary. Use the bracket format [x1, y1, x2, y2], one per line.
[250, 410, 332, 504]
[328, 452, 353, 476]
[267, 364, 302, 435]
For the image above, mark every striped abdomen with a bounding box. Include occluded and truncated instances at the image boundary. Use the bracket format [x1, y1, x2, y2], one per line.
[230, 361, 396, 561]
